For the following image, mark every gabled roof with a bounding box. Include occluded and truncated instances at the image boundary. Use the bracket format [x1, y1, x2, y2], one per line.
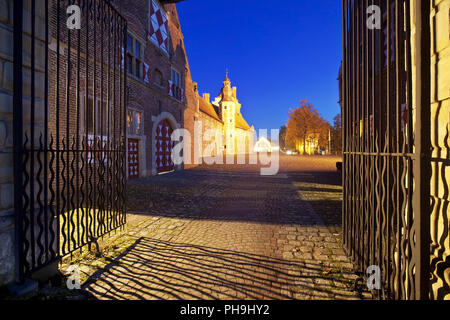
[199, 96, 222, 122]
[257, 137, 271, 143]
[256, 136, 272, 145]
[235, 113, 251, 130]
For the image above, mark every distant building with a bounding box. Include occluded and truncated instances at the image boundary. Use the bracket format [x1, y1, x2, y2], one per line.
[197, 74, 254, 156]
[254, 137, 279, 153]
[254, 137, 272, 153]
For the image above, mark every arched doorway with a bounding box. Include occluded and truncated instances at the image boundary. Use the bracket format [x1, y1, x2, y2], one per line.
[155, 119, 174, 173]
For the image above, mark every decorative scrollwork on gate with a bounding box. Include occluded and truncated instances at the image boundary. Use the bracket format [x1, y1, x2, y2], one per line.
[13, 0, 128, 281]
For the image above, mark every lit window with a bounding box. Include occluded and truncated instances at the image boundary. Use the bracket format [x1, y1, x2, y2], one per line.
[135, 112, 142, 134]
[127, 110, 143, 135]
[127, 110, 133, 132]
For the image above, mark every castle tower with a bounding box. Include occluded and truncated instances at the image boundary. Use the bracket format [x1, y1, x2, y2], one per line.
[218, 72, 236, 154]
[209, 71, 252, 156]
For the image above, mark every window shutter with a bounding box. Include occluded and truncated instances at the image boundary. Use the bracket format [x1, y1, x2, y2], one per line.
[144, 63, 150, 83]
[120, 47, 125, 69]
[168, 80, 173, 97]
[149, 0, 169, 54]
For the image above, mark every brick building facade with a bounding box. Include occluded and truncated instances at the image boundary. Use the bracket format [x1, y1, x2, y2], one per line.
[109, 0, 197, 177]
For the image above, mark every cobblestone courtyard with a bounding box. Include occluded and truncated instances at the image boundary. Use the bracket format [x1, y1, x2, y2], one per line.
[60, 155, 371, 300]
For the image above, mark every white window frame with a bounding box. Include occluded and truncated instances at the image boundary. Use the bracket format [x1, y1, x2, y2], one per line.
[80, 93, 113, 163]
[127, 33, 145, 80]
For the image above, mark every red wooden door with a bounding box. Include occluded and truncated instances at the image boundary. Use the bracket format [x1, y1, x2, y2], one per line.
[128, 138, 139, 179]
[155, 119, 174, 173]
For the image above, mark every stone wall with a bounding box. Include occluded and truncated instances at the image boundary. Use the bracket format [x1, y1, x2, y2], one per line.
[0, 0, 15, 286]
[410, 0, 450, 300]
[198, 109, 223, 158]
[429, 0, 450, 300]
[0, 0, 48, 286]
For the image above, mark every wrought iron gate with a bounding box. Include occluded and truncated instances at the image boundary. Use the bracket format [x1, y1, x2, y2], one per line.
[13, 0, 127, 282]
[341, 0, 431, 299]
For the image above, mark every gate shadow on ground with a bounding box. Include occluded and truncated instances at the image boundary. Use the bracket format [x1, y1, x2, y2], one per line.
[288, 171, 342, 187]
[82, 237, 356, 300]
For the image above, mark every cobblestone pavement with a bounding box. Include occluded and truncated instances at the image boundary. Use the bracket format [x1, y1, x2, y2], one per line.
[61, 155, 371, 300]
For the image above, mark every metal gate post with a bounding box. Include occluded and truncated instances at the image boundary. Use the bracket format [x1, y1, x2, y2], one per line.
[412, 0, 431, 300]
[12, 0, 24, 284]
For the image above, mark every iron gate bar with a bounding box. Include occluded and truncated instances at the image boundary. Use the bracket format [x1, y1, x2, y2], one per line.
[412, 0, 431, 300]
[84, 0, 90, 246]
[394, 0, 401, 299]
[369, 0, 376, 287]
[30, 0, 36, 271]
[13, 0, 24, 283]
[56, 0, 61, 268]
[404, 0, 413, 300]
[44, 0, 50, 267]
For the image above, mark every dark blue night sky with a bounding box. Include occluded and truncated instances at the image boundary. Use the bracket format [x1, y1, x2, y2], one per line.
[177, 0, 343, 131]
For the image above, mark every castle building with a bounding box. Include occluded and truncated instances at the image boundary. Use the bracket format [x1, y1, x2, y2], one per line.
[110, 0, 197, 178]
[196, 74, 254, 156]
[114, 0, 253, 175]
[0, 0, 254, 285]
